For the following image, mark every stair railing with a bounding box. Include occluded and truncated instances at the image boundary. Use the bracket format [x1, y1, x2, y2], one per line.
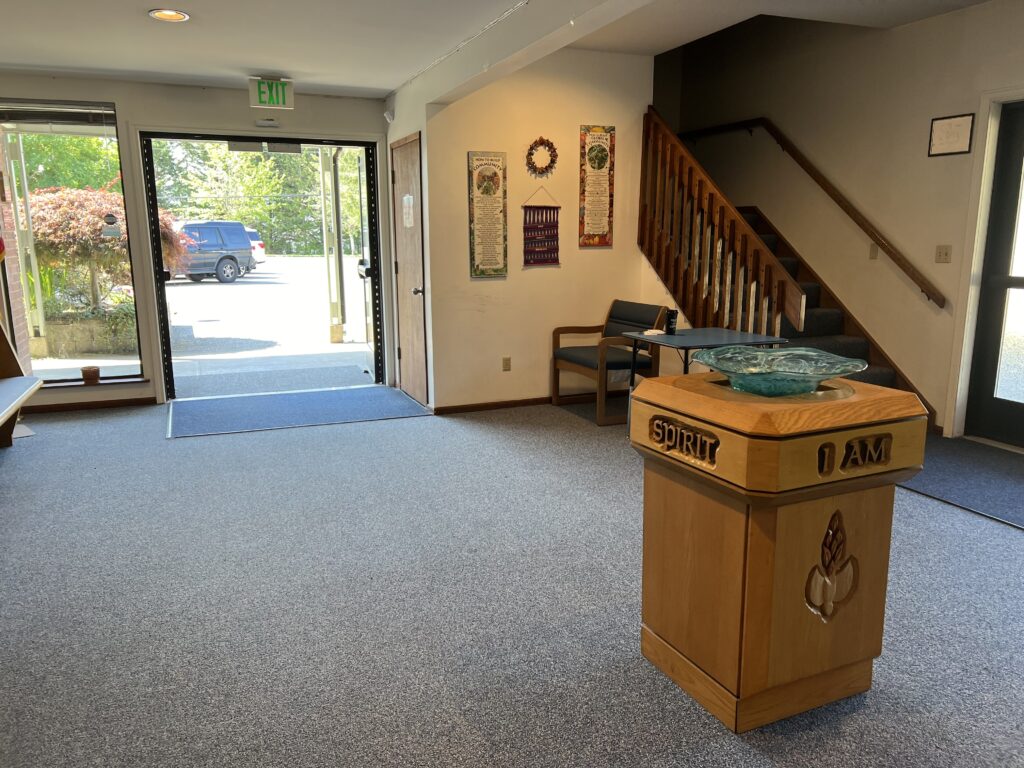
[681, 117, 947, 309]
[639, 106, 806, 335]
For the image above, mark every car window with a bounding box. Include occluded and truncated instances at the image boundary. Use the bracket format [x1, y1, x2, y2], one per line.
[247, 231, 261, 242]
[192, 227, 223, 247]
[222, 226, 250, 249]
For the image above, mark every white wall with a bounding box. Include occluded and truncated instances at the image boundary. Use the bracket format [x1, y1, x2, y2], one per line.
[656, 0, 1024, 430]
[423, 48, 668, 408]
[0, 71, 386, 405]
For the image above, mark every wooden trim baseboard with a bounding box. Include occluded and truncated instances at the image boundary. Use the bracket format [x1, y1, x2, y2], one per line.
[434, 389, 631, 415]
[434, 396, 551, 415]
[22, 396, 158, 414]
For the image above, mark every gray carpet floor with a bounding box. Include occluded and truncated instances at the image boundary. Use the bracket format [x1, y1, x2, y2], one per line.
[0, 405, 1021, 768]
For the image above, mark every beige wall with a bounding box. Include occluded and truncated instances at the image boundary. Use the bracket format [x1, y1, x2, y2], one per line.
[655, 0, 1024, 430]
[424, 48, 675, 408]
[0, 71, 387, 405]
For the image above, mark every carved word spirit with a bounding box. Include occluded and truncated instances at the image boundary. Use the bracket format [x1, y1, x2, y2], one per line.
[805, 511, 859, 622]
[650, 416, 719, 466]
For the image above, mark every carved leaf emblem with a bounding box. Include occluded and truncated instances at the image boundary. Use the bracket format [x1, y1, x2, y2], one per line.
[805, 511, 859, 622]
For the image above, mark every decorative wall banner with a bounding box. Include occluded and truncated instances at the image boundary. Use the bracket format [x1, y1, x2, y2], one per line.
[579, 125, 615, 247]
[468, 151, 508, 278]
[523, 206, 560, 266]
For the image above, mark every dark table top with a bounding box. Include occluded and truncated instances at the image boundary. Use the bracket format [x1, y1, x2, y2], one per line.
[623, 327, 787, 351]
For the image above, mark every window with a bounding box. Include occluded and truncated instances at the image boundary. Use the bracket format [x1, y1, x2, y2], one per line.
[0, 101, 143, 382]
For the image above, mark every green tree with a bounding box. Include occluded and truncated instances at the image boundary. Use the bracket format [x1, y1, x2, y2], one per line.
[185, 143, 284, 230]
[21, 134, 122, 193]
[270, 149, 322, 254]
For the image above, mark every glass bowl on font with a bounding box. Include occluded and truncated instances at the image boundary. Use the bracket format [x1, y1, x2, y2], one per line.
[691, 346, 868, 397]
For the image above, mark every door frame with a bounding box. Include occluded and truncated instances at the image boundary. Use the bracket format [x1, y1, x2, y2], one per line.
[139, 131, 386, 399]
[389, 132, 429, 405]
[964, 100, 1024, 445]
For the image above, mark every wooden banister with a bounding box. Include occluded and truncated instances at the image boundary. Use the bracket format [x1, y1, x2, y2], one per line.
[682, 117, 947, 309]
[639, 106, 805, 334]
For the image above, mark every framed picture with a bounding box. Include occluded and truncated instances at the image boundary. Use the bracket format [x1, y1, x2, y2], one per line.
[928, 113, 974, 157]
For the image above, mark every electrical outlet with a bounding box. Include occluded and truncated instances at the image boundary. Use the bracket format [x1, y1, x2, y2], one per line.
[935, 244, 953, 264]
[869, 243, 879, 260]
[502, 356, 511, 372]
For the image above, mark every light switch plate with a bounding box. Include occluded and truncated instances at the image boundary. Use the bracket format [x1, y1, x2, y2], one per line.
[935, 245, 952, 263]
[502, 356, 511, 372]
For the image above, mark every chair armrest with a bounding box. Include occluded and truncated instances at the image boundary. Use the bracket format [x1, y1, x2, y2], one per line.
[552, 324, 604, 350]
[598, 335, 633, 350]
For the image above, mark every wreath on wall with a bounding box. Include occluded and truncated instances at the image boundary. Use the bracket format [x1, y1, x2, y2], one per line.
[526, 137, 558, 178]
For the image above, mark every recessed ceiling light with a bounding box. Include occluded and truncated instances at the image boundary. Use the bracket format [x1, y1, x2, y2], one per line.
[148, 8, 190, 22]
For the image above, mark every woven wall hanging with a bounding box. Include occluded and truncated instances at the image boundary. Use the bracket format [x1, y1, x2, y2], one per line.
[522, 187, 560, 267]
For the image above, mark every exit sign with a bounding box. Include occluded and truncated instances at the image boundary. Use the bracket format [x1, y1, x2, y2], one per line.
[249, 78, 294, 110]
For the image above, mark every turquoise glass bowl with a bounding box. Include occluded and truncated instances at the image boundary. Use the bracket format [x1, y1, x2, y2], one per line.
[692, 346, 868, 397]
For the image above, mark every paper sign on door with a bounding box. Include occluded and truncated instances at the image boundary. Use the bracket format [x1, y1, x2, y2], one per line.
[402, 194, 415, 228]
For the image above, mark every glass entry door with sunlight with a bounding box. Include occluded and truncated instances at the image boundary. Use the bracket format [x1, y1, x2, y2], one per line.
[142, 135, 382, 399]
[967, 100, 1024, 446]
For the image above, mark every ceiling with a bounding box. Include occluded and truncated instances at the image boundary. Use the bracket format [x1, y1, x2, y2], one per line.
[571, 0, 991, 55]
[0, 0, 992, 99]
[0, 0, 518, 98]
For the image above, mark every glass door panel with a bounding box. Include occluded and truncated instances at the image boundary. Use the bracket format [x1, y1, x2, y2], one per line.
[993, 288, 1024, 403]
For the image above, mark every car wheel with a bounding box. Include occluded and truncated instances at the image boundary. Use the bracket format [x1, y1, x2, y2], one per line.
[188, 275, 205, 283]
[215, 259, 239, 283]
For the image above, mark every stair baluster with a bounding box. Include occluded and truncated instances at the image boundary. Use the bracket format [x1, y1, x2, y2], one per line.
[639, 106, 806, 335]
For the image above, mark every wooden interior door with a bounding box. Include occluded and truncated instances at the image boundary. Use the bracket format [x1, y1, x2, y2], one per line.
[390, 133, 428, 405]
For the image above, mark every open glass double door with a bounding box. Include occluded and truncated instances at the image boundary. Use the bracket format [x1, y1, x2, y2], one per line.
[140, 134, 384, 399]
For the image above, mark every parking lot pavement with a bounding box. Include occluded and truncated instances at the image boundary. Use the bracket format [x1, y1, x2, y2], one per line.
[166, 255, 373, 377]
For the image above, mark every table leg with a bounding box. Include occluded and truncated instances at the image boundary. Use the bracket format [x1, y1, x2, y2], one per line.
[684, 350, 690, 375]
[630, 340, 639, 388]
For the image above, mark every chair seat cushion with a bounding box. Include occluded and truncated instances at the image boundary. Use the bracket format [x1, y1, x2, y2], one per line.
[554, 345, 652, 371]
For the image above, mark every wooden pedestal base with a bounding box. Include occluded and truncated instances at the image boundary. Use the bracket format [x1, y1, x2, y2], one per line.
[642, 626, 872, 732]
[639, 458, 898, 731]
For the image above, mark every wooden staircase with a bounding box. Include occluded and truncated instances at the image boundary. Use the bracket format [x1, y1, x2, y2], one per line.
[638, 106, 806, 336]
[638, 106, 935, 420]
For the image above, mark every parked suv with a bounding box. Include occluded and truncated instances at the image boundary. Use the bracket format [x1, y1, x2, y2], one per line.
[179, 220, 257, 283]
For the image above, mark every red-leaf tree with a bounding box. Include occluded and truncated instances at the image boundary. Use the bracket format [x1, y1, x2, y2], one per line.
[26, 186, 185, 309]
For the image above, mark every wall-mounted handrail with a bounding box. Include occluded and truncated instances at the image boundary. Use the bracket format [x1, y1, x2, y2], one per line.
[682, 118, 947, 309]
[639, 106, 805, 335]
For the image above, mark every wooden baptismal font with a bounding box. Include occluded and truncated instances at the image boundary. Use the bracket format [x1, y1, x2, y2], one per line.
[629, 373, 927, 732]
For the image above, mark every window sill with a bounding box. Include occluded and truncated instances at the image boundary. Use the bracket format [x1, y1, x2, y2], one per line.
[41, 376, 151, 389]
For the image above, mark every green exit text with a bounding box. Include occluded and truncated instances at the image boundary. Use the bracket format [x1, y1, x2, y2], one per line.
[249, 78, 294, 110]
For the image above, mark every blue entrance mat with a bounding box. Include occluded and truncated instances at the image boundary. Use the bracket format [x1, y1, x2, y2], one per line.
[168, 385, 429, 438]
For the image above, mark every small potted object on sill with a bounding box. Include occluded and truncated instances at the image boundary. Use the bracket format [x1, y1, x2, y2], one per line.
[81, 366, 101, 385]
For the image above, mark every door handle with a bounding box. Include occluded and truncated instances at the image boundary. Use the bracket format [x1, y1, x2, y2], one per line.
[411, 287, 424, 295]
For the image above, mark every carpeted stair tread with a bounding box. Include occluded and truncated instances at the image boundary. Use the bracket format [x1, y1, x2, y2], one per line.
[800, 281, 821, 309]
[790, 334, 871, 360]
[847, 364, 898, 388]
[758, 233, 779, 253]
[776, 256, 800, 278]
[782, 307, 844, 338]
